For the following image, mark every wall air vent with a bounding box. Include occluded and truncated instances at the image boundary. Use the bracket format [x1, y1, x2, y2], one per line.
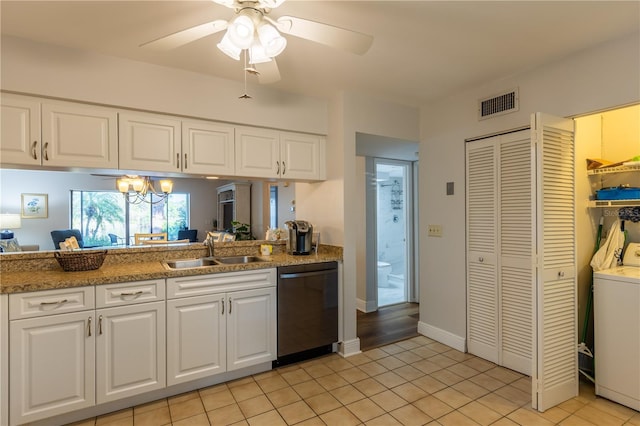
[478, 88, 519, 120]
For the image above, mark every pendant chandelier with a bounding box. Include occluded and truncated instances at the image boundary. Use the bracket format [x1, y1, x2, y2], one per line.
[116, 176, 173, 205]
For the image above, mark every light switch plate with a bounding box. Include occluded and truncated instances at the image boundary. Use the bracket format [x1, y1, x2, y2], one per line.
[428, 224, 442, 237]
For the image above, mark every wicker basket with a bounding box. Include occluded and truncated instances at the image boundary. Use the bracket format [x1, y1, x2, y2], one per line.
[55, 250, 107, 272]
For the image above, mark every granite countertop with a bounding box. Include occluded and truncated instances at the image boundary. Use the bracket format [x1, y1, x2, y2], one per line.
[0, 241, 342, 295]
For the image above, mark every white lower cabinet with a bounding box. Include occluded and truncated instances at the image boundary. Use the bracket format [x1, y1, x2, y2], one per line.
[167, 269, 277, 386]
[10, 310, 96, 425]
[167, 294, 227, 385]
[9, 287, 96, 425]
[96, 301, 166, 404]
[8, 280, 165, 425]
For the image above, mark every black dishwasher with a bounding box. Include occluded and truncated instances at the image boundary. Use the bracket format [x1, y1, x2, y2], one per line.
[275, 261, 338, 366]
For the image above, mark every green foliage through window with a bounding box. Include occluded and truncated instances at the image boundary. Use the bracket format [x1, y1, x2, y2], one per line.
[71, 190, 189, 247]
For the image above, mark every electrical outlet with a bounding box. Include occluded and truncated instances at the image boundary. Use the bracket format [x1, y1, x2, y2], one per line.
[428, 224, 442, 237]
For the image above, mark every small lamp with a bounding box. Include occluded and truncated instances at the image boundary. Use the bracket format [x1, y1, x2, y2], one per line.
[0, 213, 22, 239]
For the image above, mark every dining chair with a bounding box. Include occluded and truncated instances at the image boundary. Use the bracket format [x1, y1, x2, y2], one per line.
[134, 232, 168, 245]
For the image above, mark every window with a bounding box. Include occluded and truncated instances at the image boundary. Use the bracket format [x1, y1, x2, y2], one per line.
[71, 190, 189, 246]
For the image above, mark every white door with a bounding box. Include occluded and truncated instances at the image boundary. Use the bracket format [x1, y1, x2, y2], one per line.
[279, 132, 322, 180]
[42, 101, 118, 169]
[182, 120, 235, 175]
[0, 94, 41, 166]
[235, 126, 280, 178]
[96, 302, 165, 404]
[466, 138, 499, 363]
[498, 131, 534, 375]
[119, 112, 181, 173]
[167, 294, 226, 386]
[10, 311, 95, 425]
[226, 287, 276, 371]
[532, 112, 577, 411]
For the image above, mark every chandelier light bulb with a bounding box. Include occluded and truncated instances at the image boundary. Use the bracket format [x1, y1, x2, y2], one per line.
[159, 180, 174, 194]
[132, 178, 145, 193]
[117, 179, 130, 193]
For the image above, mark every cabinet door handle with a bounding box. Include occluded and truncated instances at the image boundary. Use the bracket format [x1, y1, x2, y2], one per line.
[276, 161, 280, 175]
[229, 298, 232, 314]
[120, 291, 143, 297]
[32, 141, 38, 160]
[176, 153, 180, 169]
[87, 316, 92, 337]
[43, 142, 49, 161]
[221, 298, 225, 315]
[184, 153, 188, 169]
[282, 161, 286, 175]
[39, 298, 68, 306]
[98, 315, 103, 335]
[558, 271, 565, 278]
[478, 257, 484, 263]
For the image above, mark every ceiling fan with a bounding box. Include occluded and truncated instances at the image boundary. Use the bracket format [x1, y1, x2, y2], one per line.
[140, 0, 374, 84]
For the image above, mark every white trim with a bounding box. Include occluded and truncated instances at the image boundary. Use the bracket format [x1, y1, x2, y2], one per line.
[418, 321, 466, 352]
[339, 338, 362, 357]
[356, 298, 377, 313]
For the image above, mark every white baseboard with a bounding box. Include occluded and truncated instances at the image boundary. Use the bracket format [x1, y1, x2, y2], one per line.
[356, 298, 377, 313]
[418, 321, 466, 352]
[339, 338, 361, 357]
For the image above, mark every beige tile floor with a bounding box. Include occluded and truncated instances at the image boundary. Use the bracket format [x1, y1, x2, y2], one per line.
[69, 336, 639, 426]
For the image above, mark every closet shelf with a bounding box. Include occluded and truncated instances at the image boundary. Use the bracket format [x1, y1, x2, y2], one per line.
[589, 199, 640, 208]
[587, 164, 640, 175]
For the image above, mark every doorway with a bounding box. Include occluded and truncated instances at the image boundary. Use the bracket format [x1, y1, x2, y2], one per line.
[375, 159, 411, 307]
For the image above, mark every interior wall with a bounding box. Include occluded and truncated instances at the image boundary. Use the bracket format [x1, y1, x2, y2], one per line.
[419, 32, 640, 348]
[1, 36, 327, 135]
[0, 169, 224, 250]
[355, 156, 367, 310]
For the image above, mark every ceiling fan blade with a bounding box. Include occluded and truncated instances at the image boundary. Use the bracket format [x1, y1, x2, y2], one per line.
[255, 59, 281, 84]
[274, 16, 373, 55]
[140, 20, 228, 50]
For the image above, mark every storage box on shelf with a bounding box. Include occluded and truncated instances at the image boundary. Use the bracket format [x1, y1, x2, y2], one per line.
[588, 164, 640, 208]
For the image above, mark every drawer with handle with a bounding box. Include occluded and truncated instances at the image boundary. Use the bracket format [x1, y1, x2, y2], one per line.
[96, 279, 165, 308]
[9, 286, 95, 320]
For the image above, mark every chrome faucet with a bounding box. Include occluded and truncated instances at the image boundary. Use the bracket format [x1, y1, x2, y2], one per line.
[204, 232, 216, 257]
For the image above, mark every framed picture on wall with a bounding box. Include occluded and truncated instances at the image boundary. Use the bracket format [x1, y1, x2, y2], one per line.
[21, 193, 48, 219]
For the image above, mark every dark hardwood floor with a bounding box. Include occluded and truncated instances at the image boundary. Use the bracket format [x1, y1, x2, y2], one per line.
[357, 303, 419, 351]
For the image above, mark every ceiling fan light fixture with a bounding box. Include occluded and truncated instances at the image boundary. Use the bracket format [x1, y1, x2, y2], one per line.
[212, 0, 236, 6]
[257, 22, 286, 57]
[258, 0, 286, 8]
[228, 14, 255, 49]
[217, 32, 241, 60]
[249, 41, 271, 64]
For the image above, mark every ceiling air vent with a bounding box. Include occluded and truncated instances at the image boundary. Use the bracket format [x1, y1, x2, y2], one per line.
[478, 88, 519, 120]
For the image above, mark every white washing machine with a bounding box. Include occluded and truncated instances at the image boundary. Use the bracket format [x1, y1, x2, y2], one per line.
[593, 242, 640, 411]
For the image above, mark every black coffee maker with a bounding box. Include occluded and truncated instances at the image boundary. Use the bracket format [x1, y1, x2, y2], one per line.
[285, 220, 313, 255]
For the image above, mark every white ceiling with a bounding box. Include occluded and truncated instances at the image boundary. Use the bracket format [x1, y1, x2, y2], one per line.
[1, 1, 638, 107]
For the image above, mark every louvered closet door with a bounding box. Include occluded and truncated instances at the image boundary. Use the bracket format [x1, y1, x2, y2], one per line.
[466, 138, 498, 363]
[532, 113, 577, 411]
[499, 131, 534, 376]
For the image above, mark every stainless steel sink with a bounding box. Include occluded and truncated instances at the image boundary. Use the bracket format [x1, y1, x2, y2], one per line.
[213, 255, 269, 264]
[163, 257, 218, 269]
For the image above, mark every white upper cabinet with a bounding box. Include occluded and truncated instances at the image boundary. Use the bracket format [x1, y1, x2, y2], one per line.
[235, 126, 325, 180]
[1, 94, 118, 169]
[182, 120, 235, 176]
[118, 112, 182, 173]
[0, 94, 41, 166]
[235, 126, 280, 178]
[42, 101, 118, 169]
[280, 131, 325, 180]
